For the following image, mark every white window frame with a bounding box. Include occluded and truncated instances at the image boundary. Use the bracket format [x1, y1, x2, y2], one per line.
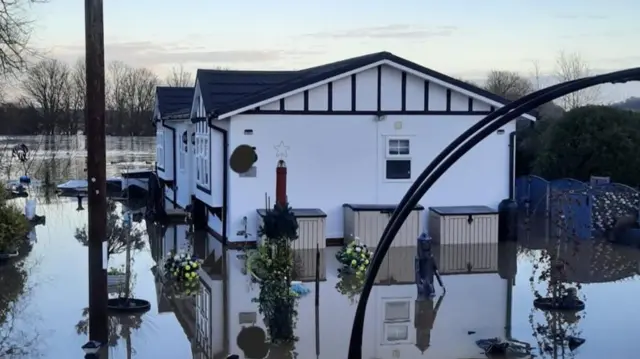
[381, 299, 412, 345]
[196, 284, 211, 355]
[195, 121, 210, 189]
[179, 131, 187, 172]
[384, 137, 412, 181]
[156, 130, 165, 169]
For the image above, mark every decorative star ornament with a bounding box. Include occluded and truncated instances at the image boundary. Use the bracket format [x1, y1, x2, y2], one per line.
[274, 141, 290, 159]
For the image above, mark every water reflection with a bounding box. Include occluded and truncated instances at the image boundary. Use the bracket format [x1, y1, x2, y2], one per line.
[0, 244, 39, 358]
[145, 221, 640, 359]
[0, 135, 155, 183]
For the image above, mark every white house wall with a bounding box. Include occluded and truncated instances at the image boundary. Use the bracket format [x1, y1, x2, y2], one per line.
[221, 64, 518, 242]
[226, 113, 513, 241]
[157, 123, 175, 180]
[225, 250, 507, 359]
[174, 121, 193, 209]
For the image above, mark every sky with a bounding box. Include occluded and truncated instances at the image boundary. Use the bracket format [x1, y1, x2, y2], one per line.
[27, 0, 640, 102]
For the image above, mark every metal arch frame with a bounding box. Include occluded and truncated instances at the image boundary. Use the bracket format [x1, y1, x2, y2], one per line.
[348, 67, 640, 359]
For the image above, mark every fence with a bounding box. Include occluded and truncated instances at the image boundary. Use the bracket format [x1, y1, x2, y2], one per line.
[515, 175, 640, 239]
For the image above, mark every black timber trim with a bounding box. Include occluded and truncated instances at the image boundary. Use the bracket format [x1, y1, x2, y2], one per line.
[162, 121, 178, 204]
[445, 89, 452, 112]
[279, 98, 285, 112]
[376, 65, 382, 112]
[401, 71, 407, 111]
[207, 52, 535, 118]
[303, 90, 309, 111]
[351, 74, 356, 111]
[327, 82, 333, 111]
[468, 97, 474, 112]
[424, 80, 430, 110]
[245, 110, 494, 116]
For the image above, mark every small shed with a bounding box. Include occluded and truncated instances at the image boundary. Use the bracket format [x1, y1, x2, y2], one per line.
[256, 208, 327, 250]
[374, 246, 415, 284]
[343, 204, 424, 248]
[428, 206, 498, 245]
[433, 243, 498, 275]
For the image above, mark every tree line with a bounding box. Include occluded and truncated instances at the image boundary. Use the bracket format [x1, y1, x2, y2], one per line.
[479, 52, 640, 185]
[0, 60, 195, 136]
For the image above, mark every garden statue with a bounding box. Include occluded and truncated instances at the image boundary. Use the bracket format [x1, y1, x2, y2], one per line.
[415, 233, 437, 298]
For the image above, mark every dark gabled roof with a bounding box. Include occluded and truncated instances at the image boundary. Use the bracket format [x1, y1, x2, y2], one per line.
[195, 51, 534, 119]
[156, 86, 194, 119]
[196, 69, 298, 114]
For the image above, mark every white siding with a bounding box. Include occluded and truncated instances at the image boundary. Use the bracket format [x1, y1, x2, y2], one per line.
[157, 124, 174, 181]
[224, 112, 514, 242]
[174, 121, 194, 209]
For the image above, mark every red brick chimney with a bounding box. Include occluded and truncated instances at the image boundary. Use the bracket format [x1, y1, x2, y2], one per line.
[275, 160, 287, 206]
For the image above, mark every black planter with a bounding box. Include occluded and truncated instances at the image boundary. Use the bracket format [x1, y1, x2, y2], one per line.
[107, 298, 151, 314]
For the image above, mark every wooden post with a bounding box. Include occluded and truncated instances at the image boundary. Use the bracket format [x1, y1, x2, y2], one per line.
[276, 160, 287, 207]
[85, 0, 108, 343]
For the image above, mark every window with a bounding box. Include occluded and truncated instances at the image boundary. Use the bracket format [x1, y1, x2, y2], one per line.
[383, 300, 411, 344]
[156, 130, 164, 168]
[179, 131, 188, 171]
[385, 138, 411, 180]
[195, 121, 210, 189]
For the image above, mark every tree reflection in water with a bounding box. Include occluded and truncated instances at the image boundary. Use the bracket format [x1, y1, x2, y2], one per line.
[75, 308, 144, 358]
[74, 200, 146, 257]
[0, 243, 39, 358]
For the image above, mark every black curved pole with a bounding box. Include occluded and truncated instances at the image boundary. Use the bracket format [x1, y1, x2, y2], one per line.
[348, 67, 640, 359]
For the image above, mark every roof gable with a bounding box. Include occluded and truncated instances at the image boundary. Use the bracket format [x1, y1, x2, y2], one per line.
[195, 52, 535, 121]
[156, 86, 194, 119]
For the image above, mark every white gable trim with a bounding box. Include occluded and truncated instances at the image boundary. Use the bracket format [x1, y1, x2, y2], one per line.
[216, 59, 536, 121]
[190, 80, 202, 119]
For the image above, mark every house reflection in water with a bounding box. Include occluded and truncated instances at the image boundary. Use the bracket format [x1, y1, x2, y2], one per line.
[149, 224, 228, 359]
[150, 226, 518, 359]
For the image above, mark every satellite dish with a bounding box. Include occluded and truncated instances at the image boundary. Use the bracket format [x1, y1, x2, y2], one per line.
[230, 145, 257, 174]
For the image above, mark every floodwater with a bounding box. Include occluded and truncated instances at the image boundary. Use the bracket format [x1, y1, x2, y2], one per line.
[2, 136, 640, 358]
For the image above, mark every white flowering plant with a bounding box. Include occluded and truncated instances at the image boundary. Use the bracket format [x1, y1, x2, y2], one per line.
[335, 240, 373, 275]
[591, 189, 640, 232]
[163, 250, 202, 297]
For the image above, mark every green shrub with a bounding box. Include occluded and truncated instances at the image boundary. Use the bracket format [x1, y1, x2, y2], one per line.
[0, 201, 29, 253]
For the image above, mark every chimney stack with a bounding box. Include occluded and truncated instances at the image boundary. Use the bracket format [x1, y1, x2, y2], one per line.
[275, 160, 287, 207]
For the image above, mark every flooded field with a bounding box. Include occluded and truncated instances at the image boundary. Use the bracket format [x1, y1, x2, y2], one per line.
[1, 136, 640, 358]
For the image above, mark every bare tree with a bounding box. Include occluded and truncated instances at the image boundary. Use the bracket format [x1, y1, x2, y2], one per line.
[106, 61, 158, 135]
[21, 58, 71, 134]
[67, 58, 86, 134]
[485, 70, 533, 101]
[165, 64, 193, 87]
[0, 0, 47, 76]
[555, 51, 600, 109]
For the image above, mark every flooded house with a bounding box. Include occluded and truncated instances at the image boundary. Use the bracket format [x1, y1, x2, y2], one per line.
[153, 51, 536, 247]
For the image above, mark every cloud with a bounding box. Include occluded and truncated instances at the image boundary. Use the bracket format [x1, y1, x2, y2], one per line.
[305, 24, 458, 39]
[44, 41, 321, 69]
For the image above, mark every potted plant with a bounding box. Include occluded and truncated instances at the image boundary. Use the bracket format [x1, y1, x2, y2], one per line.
[334, 240, 373, 303]
[163, 250, 202, 298]
[335, 240, 373, 274]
